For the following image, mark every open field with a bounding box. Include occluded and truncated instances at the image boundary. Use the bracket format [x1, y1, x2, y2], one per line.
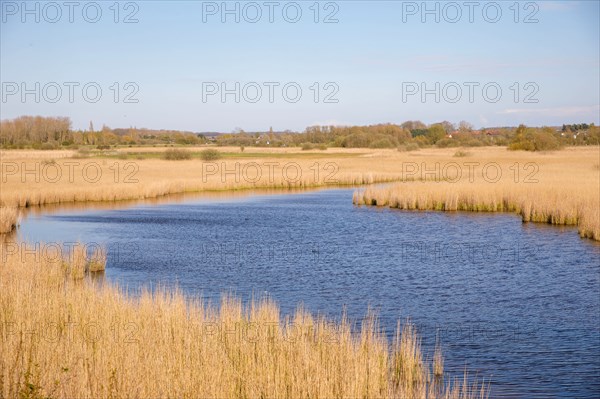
[0, 147, 398, 210]
[1, 146, 598, 240]
[0, 243, 487, 399]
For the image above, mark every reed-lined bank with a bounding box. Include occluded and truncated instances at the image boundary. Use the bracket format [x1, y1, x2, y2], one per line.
[2, 147, 598, 241]
[353, 184, 600, 240]
[350, 146, 599, 241]
[0, 151, 401, 234]
[0, 243, 487, 398]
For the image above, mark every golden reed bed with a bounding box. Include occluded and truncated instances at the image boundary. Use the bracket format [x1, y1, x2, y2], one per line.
[0, 149, 401, 234]
[0, 244, 487, 398]
[354, 184, 599, 240]
[1, 146, 598, 239]
[2, 146, 595, 396]
[0, 207, 18, 234]
[351, 147, 599, 240]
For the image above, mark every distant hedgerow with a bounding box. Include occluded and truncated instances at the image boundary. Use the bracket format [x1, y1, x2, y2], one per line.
[163, 148, 192, 160]
[199, 149, 222, 161]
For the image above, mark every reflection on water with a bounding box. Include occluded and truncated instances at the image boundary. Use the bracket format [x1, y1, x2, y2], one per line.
[10, 188, 600, 398]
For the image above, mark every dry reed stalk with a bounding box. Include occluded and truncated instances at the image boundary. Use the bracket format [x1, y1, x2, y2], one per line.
[87, 246, 107, 272]
[0, 242, 488, 398]
[354, 181, 600, 241]
[63, 243, 86, 279]
[1, 147, 597, 241]
[433, 340, 444, 378]
[0, 206, 18, 234]
[0, 153, 403, 210]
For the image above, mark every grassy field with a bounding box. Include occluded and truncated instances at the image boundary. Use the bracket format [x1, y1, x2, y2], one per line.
[0, 147, 398, 210]
[0, 243, 487, 399]
[1, 146, 598, 239]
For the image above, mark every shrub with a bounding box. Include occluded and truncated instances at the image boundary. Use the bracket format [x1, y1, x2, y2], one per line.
[164, 148, 192, 160]
[199, 148, 222, 161]
[318, 144, 328, 150]
[301, 143, 314, 151]
[413, 136, 430, 147]
[453, 149, 470, 157]
[435, 138, 458, 148]
[463, 139, 483, 147]
[341, 133, 370, 148]
[509, 125, 563, 151]
[369, 138, 395, 148]
[531, 130, 563, 151]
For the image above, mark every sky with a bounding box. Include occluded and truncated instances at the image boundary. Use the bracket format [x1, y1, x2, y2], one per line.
[1, 0, 599, 132]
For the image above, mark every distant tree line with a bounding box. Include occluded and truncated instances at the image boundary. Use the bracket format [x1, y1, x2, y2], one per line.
[0, 116, 204, 149]
[1, 115, 598, 151]
[214, 121, 510, 149]
[0, 116, 72, 149]
[509, 123, 599, 151]
[562, 123, 592, 132]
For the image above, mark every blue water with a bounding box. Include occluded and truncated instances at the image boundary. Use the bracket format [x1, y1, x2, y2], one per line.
[16, 188, 600, 398]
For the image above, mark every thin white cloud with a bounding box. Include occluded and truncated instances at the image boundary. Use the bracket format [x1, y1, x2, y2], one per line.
[498, 105, 600, 117]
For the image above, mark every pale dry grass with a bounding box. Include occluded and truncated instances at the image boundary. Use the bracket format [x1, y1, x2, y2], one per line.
[433, 340, 444, 378]
[87, 246, 107, 273]
[578, 205, 600, 240]
[2, 147, 598, 239]
[0, 243, 487, 398]
[0, 206, 19, 234]
[64, 243, 87, 279]
[352, 147, 600, 240]
[0, 153, 399, 213]
[0, 149, 76, 159]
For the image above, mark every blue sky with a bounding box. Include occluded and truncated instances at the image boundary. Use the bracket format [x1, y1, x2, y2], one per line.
[1, 0, 599, 132]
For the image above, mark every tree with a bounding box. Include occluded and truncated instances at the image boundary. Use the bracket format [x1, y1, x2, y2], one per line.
[426, 124, 446, 144]
[439, 121, 455, 133]
[401, 120, 427, 131]
[458, 121, 473, 134]
[509, 124, 562, 151]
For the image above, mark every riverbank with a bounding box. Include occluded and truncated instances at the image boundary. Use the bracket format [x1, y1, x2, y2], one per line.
[351, 146, 599, 240]
[0, 148, 400, 234]
[1, 146, 598, 240]
[0, 243, 487, 398]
